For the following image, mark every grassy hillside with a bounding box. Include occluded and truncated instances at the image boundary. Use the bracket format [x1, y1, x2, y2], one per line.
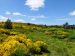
[0, 22, 75, 56]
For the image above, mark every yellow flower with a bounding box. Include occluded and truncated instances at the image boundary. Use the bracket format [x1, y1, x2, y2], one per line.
[34, 41, 44, 47]
[3, 51, 10, 56]
[3, 44, 11, 51]
[26, 39, 33, 47]
[10, 32, 17, 35]
[5, 34, 27, 43]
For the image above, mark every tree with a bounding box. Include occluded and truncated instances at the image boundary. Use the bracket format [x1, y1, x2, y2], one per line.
[63, 22, 69, 29]
[4, 19, 12, 29]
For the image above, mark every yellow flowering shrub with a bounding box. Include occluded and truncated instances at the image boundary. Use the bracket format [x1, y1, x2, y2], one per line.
[29, 41, 48, 54]
[0, 34, 49, 56]
[55, 31, 69, 39]
[0, 29, 6, 33]
[25, 39, 33, 48]
[0, 29, 10, 36]
[34, 41, 45, 47]
[0, 40, 19, 56]
[44, 32, 52, 35]
[11, 43, 28, 56]
[5, 34, 27, 43]
[10, 32, 18, 35]
[0, 38, 28, 56]
[15, 34, 27, 43]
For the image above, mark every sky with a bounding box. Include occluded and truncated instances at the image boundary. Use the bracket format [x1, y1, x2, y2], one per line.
[0, 0, 75, 25]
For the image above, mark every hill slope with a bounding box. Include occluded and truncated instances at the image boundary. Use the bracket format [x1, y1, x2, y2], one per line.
[0, 22, 75, 56]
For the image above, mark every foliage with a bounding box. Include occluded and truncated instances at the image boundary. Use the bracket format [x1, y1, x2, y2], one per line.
[1, 22, 75, 56]
[0, 34, 49, 56]
[4, 19, 12, 29]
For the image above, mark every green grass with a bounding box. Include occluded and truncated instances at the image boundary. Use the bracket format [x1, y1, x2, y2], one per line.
[1, 23, 75, 56]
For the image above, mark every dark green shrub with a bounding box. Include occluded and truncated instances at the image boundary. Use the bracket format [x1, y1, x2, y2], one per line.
[4, 19, 12, 29]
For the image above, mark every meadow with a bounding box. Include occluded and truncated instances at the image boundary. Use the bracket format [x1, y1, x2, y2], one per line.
[0, 22, 75, 56]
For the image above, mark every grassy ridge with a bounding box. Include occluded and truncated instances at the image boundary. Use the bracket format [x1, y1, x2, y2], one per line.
[0, 22, 75, 56]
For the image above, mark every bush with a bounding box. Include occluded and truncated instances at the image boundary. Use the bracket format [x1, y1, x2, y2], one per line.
[29, 41, 49, 54]
[11, 44, 28, 56]
[4, 19, 12, 29]
[0, 34, 49, 56]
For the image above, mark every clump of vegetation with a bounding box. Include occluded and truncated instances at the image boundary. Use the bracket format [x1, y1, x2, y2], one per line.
[0, 34, 49, 56]
[1, 22, 75, 56]
[4, 19, 13, 29]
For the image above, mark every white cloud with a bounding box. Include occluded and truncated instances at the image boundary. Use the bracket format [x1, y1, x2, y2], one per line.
[28, 15, 47, 21]
[31, 18, 36, 21]
[28, 15, 47, 19]
[15, 19, 25, 23]
[25, 0, 45, 10]
[37, 15, 47, 18]
[13, 12, 23, 16]
[12, 12, 26, 16]
[5, 11, 11, 15]
[69, 10, 75, 16]
[0, 15, 8, 22]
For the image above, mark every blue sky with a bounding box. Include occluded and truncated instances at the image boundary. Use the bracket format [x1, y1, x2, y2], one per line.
[0, 0, 75, 25]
